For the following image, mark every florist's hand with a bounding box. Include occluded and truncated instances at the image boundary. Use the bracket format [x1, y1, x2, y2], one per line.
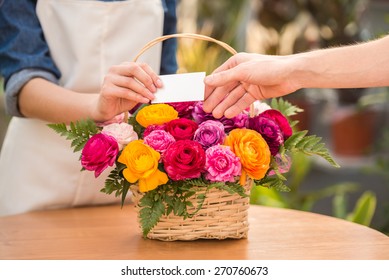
[203, 52, 299, 119]
[93, 62, 162, 122]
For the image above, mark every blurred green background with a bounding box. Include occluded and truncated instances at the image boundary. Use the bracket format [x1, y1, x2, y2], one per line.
[1, 0, 389, 234]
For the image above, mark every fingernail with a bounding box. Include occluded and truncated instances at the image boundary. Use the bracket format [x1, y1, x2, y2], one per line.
[204, 75, 213, 84]
[156, 79, 163, 88]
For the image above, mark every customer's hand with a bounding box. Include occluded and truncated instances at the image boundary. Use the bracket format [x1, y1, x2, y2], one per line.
[203, 52, 298, 118]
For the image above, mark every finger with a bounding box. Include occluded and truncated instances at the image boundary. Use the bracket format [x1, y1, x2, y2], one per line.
[108, 74, 155, 101]
[204, 67, 241, 88]
[103, 82, 150, 104]
[203, 82, 240, 113]
[113, 63, 158, 93]
[139, 63, 163, 89]
[224, 93, 257, 119]
[211, 84, 247, 119]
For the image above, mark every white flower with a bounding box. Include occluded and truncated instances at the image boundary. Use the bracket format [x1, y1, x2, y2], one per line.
[252, 100, 271, 116]
[102, 122, 138, 149]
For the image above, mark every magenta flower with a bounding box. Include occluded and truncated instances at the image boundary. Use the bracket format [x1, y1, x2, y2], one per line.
[144, 130, 176, 155]
[167, 101, 196, 118]
[205, 145, 241, 182]
[192, 101, 248, 132]
[260, 109, 292, 139]
[248, 116, 284, 156]
[81, 133, 119, 177]
[165, 118, 198, 140]
[163, 140, 206, 181]
[191, 101, 215, 124]
[193, 120, 226, 150]
[220, 113, 248, 132]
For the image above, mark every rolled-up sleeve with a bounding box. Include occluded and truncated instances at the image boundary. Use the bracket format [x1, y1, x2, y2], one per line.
[0, 0, 60, 116]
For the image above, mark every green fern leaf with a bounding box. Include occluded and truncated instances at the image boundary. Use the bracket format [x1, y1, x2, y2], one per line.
[271, 98, 303, 117]
[47, 119, 98, 153]
[285, 131, 340, 168]
[139, 195, 165, 237]
[255, 176, 291, 192]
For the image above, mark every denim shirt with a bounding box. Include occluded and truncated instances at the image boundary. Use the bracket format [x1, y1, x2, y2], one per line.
[0, 0, 177, 117]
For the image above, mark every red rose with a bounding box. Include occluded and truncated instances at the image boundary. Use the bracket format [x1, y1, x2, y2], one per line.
[163, 140, 205, 180]
[165, 118, 198, 140]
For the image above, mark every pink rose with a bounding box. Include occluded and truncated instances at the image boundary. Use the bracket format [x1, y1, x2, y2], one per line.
[165, 118, 198, 140]
[163, 140, 205, 181]
[143, 124, 166, 138]
[205, 145, 241, 182]
[144, 130, 176, 155]
[102, 122, 138, 149]
[81, 133, 119, 177]
[193, 120, 226, 150]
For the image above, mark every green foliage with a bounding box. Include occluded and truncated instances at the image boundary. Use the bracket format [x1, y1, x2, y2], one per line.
[284, 130, 340, 168]
[271, 98, 303, 118]
[253, 98, 338, 193]
[100, 162, 132, 207]
[139, 195, 165, 237]
[272, 98, 339, 168]
[346, 191, 377, 226]
[254, 176, 290, 192]
[47, 119, 99, 152]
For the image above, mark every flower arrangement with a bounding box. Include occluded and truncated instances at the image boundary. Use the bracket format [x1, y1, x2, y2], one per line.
[49, 98, 339, 237]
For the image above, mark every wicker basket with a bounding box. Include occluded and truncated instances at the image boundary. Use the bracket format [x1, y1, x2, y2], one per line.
[130, 33, 252, 241]
[131, 180, 252, 241]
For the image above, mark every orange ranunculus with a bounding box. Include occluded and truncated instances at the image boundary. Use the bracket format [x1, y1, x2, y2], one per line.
[118, 140, 168, 192]
[136, 104, 178, 127]
[224, 128, 271, 180]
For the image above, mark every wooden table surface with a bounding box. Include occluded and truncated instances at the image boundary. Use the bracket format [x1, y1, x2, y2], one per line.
[1, 204, 388, 260]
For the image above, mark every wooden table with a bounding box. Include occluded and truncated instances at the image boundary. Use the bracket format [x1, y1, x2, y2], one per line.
[1, 204, 388, 260]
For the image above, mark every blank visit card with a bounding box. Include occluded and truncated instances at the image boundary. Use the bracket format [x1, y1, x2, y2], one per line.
[152, 72, 206, 104]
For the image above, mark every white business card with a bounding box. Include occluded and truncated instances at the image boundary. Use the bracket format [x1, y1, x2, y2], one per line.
[151, 72, 205, 103]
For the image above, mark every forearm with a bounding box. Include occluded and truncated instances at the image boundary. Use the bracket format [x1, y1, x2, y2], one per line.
[19, 78, 98, 124]
[292, 35, 389, 89]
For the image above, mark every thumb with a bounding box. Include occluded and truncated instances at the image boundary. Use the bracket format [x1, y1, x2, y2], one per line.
[204, 68, 239, 87]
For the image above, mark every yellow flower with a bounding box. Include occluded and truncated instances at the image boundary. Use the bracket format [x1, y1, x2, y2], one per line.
[118, 140, 168, 192]
[136, 104, 178, 127]
[225, 128, 271, 180]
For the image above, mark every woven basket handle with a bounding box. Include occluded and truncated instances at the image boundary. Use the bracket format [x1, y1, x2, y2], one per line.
[133, 33, 237, 62]
[128, 33, 250, 119]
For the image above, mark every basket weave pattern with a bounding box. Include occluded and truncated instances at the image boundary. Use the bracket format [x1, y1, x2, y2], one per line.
[131, 180, 251, 241]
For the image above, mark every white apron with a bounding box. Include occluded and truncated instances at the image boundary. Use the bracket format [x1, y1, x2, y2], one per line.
[0, 0, 164, 216]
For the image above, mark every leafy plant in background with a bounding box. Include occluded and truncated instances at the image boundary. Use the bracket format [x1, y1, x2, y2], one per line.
[250, 106, 377, 227]
[250, 152, 377, 227]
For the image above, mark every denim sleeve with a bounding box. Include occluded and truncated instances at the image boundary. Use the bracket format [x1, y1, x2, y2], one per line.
[0, 0, 61, 116]
[5, 69, 58, 117]
[160, 0, 178, 75]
